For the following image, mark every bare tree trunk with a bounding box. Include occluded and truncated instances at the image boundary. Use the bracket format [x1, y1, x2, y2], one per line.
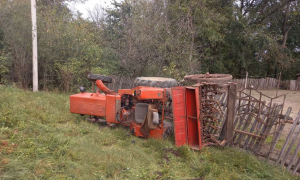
[282, 25, 293, 47]
[282, 2, 293, 47]
[43, 67, 47, 90]
[189, 33, 195, 73]
[188, 7, 195, 73]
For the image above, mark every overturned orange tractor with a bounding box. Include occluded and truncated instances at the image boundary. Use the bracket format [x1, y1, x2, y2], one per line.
[70, 73, 235, 150]
[70, 74, 177, 139]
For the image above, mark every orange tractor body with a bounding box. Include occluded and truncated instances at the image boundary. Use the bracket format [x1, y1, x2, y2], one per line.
[70, 80, 171, 139]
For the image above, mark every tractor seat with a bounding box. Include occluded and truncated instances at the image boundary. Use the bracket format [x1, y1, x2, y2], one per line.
[135, 103, 149, 123]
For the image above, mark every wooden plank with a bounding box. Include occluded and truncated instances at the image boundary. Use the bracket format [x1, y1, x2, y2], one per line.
[238, 98, 265, 103]
[243, 101, 267, 150]
[281, 111, 300, 166]
[234, 100, 246, 128]
[217, 93, 227, 124]
[233, 129, 263, 139]
[293, 157, 300, 175]
[287, 140, 300, 174]
[223, 83, 237, 144]
[233, 102, 257, 145]
[216, 106, 228, 135]
[267, 107, 292, 161]
[233, 101, 255, 143]
[255, 105, 281, 154]
[248, 102, 271, 148]
[288, 132, 300, 171]
[276, 111, 300, 165]
[252, 103, 278, 152]
[290, 80, 296, 91]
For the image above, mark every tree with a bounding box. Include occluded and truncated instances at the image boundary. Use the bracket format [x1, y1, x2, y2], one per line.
[0, 0, 106, 91]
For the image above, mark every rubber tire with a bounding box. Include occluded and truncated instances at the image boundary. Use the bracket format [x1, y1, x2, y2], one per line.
[87, 73, 112, 83]
[133, 77, 178, 88]
[184, 74, 232, 83]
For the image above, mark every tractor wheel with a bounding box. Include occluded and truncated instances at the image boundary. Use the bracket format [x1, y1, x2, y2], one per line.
[184, 73, 232, 83]
[133, 77, 178, 88]
[87, 73, 112, 83]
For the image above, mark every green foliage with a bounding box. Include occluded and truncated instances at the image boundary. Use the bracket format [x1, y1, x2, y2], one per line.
[0, 85, 297, 179]
[0, 0, 32, 88]
[0, 0, 110, 92]
[0, 55, 10, 83]
[36, 7, 106, 92]
[100, 0, 299, 80]
[1, 0, 300, 91]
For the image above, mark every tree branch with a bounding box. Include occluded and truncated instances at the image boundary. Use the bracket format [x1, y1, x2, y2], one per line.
[253, 0, 295, 25]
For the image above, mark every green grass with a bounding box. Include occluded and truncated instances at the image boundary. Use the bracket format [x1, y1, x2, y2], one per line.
[0, 85, 298, 180]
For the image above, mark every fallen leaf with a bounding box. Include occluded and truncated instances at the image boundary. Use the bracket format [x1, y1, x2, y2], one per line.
[1, 159, 9, 164]
[1, 140, 8, 146]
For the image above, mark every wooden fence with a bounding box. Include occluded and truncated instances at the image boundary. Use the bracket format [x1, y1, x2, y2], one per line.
[290, 80, 300, 91]
[231, 77, 278, 90]
[214, 89, 300, 175]
[231, 78, 299, 91]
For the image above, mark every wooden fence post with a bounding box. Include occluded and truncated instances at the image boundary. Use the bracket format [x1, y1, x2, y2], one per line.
[224, 83, 237, 145]
[245, 71, 248, 89]
[276, 72, 281, 96]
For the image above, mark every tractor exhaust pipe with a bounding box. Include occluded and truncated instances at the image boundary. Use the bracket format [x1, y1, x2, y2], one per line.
[96, 80, 114, 94]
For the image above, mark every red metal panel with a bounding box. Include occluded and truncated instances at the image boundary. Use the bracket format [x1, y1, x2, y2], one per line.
[186, 87, 200, 150]
[195, 86, 202, 150]
[171, 87, 187, 147]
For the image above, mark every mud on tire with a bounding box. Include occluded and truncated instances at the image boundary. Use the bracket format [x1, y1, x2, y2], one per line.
[133, 77, 178, 88]
[87, 73, 112, 83]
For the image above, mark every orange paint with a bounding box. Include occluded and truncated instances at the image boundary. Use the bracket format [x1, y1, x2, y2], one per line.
[96, 80, 114, 94]
[130, 121, 168, 139]
[118, 89, 132, 95]
[132, 86, 166, 100]
[70, 85, 170, 139]
[106, 94, 121, 123]
[70, 93, 106, 117]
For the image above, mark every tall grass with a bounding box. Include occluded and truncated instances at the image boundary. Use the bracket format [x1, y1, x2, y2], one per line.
[0, 85, 297, 179]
